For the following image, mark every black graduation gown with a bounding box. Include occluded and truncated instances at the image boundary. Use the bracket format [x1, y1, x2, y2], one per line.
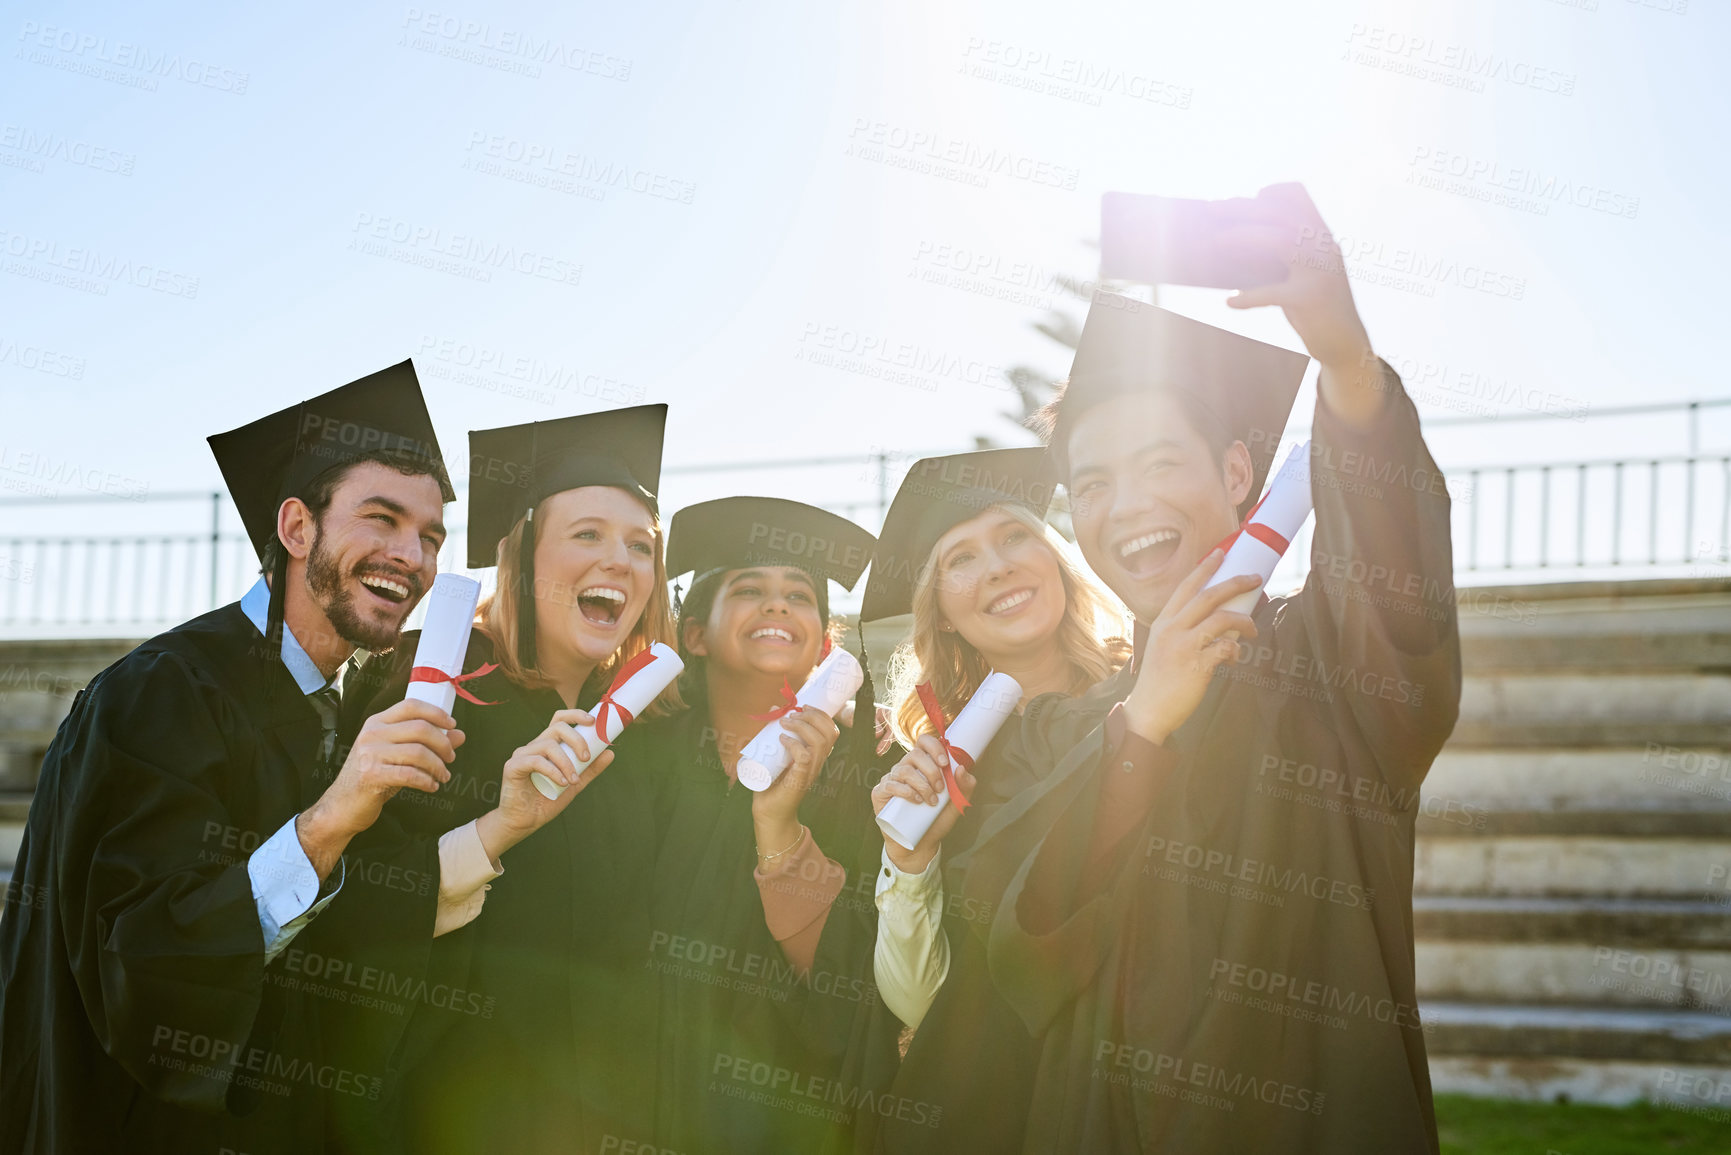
[855, 703, 1115, 1155]
[958, 373, 1463, 1153]
[0, 602, 435, 1154]
[362, 630, 665, 1155]
[633, 705, 902, 1155]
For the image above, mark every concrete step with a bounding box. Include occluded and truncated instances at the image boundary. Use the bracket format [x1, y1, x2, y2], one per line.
[0, 794, 25, 875]
[1424, 1000, 1731, 1064]
[1418, 941, 1731, 1013]
[1415, 897, 1731, 1011]
[1415, 896, 1731, 950]
[1415, 745, 1731, 837]
[1463, 630, 1731, 674]
[1419, 810, 1731, 838]
[1457, 580, 1731, 673]
[1415, 835, 1731, 899]
[0, 795, 19, 919]
[1421, 747, 1731, 815]
[1425, 1002, 1731, 1107]
[1452, 671, 1731, 748]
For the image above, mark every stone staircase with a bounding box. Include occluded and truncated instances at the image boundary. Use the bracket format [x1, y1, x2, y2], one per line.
[1418, 576, 1731, 1108]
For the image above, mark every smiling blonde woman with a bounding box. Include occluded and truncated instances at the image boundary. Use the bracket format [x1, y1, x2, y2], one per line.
[856, 447, 1130, 1155]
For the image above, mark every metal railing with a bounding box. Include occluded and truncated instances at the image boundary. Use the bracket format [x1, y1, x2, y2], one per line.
[0, 490, 243, 631]
[1456, 455, 1731, 572]
[3, 402, 1728, 636]
[0, 450, 945, 634]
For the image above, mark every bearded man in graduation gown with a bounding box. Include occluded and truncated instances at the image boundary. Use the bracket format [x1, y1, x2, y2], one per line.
[954, 185, 1461, 1153]
[0, 363, 468, 1154]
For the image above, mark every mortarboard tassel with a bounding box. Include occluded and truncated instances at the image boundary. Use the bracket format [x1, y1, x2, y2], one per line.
[848, 629, 879, 769]
[515, 505, 536, 668]
[517, 505, 539, 670]
[264, 542, 290, 664]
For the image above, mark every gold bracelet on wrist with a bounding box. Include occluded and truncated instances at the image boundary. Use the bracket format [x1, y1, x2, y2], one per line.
[756, 824, 806, 864]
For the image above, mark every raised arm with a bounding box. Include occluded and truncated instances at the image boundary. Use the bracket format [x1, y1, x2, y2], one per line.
[1223, 183, 1462, 783]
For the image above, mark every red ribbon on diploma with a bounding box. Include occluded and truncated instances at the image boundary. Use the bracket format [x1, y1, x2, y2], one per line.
[1208, 485, 1291, 558]
[594, 648, 659, 743]
[915, 681, 972, 815]
[749, 678, 801, 723]
[746, 641, 832, 723]
[408, 663, 500, 706]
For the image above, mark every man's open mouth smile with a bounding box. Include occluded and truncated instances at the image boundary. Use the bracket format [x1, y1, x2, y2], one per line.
[1117, 528, 1182, 577]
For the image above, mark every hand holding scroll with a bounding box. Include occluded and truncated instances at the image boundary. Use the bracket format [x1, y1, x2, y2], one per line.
[874, 672, 1020, 859]
[1122, 550, 1261, 747]
[531, 643, 684, 800]
[749, 706, 842, 857]
[478, 708, 615, 859]
[296, 698, 464, 880]
[872, 736, 977, 874]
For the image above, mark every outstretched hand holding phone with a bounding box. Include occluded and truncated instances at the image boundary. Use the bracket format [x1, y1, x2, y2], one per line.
[1101, 183, 1384, 427]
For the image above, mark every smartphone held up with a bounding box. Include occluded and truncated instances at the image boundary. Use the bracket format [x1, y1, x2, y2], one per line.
[1100, 184, 1309, 290]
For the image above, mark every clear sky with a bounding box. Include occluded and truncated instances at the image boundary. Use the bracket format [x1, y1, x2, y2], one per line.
[3, 0, 1727, 568]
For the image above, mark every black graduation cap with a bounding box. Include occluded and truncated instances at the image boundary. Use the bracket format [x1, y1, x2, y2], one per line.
[666, 497, 874, 593]
[859, 448, 1056, 623]
[465, 403, 668, 668]
[207, 359, 453, 654]
[466, 405, 668, 566]
[1061, 290, 1310, 514]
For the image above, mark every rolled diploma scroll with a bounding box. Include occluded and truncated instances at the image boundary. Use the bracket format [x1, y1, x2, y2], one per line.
[876, 671, 1023, 852]
[1204, 439, 1313, 616]
[532, 642, 685, 800]
[735, 647, 865, 793]
[403, 574, 483, 716]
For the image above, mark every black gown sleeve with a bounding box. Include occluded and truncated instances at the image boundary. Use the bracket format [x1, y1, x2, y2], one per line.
[54, 650, 282, 1112]
[1295, 363, 1463, 792]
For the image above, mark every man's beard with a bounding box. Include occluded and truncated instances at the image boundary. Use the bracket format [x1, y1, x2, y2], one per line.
[306, 529, 414, 653]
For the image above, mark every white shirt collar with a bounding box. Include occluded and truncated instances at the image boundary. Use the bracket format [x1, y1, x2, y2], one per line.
[239, 577, 349, 696]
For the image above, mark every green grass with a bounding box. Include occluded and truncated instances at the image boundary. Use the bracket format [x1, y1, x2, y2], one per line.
[1435, 1093, 1731, 1154]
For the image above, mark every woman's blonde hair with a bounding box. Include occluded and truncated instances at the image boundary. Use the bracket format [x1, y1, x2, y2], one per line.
[476, 497, 682, 713]
[888, 502, 1130, 746]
